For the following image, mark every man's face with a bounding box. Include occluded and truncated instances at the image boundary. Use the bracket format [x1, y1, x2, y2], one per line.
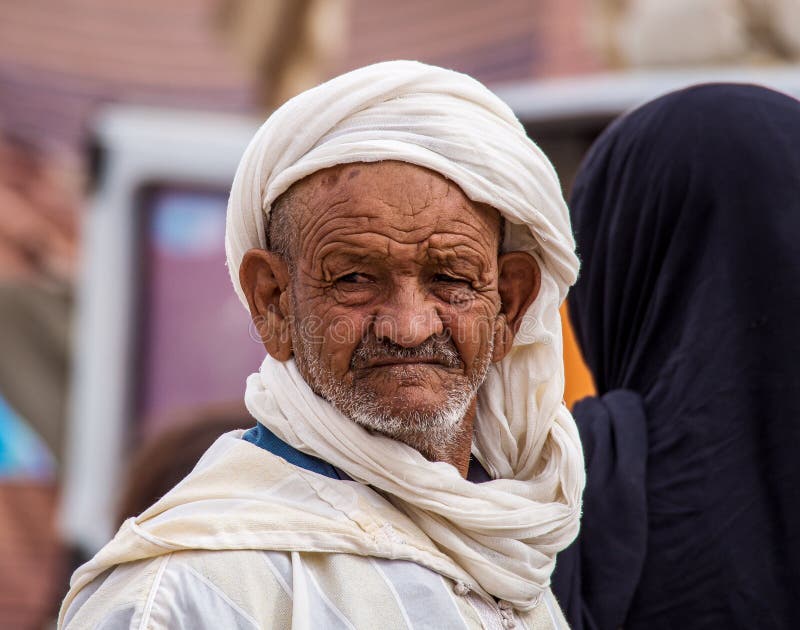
[284, 162, 504, 447]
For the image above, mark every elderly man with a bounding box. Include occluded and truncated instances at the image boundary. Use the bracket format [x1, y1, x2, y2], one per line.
[59, 61, 583, 629]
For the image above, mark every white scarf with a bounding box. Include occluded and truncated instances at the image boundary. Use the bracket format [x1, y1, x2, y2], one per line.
[226, 60, 585, 611]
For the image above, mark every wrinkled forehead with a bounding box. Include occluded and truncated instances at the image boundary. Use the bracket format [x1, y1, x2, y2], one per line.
[285, 161, 503, 249]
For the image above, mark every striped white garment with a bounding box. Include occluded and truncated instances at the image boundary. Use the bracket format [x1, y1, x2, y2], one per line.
[62, 548, 568, 629]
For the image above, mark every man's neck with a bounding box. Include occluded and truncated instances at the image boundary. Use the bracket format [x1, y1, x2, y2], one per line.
[399, 401, 476, 478]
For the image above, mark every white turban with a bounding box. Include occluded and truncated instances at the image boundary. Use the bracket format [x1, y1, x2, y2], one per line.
[225, 60, 584, 611]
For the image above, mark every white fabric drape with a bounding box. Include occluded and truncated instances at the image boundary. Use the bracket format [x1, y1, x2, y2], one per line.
[226, 60, 584, 611]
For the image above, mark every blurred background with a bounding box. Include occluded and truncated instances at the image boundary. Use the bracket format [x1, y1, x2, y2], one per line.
[1, 0, 799, 627]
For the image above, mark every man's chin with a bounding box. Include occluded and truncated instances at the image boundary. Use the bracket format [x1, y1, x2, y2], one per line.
[353, 389, 461, 422]
[349, 407, 464, 445]
[344, 387, 471, 433]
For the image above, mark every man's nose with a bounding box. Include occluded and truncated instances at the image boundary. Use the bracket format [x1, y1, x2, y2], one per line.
[374, 278, 444, 348]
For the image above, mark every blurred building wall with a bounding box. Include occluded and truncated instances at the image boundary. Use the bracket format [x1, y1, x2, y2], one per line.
[339, 0, 599, 82]
[0, 0, 604, 156]
[0, 0, 252, 153]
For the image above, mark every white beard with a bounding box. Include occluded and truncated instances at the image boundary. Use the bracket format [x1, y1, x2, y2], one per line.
[291, 318, 493, 452]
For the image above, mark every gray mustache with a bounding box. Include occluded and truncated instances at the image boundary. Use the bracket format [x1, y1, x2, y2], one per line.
[350, 334, 463, 369]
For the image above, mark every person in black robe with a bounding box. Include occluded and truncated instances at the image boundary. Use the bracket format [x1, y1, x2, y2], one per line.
[552, 83, 800, 630]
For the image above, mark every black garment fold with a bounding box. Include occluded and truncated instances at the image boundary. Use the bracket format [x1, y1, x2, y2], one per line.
[553, 84, 800, 630]
[552, 390, 648, 630]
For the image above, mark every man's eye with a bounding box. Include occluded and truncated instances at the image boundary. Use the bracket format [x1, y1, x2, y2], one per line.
[434, 273, 467, 284]
[336, 272, 371, 284]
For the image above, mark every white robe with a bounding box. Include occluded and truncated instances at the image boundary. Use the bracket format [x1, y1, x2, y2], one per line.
[60, 432, 568, 629]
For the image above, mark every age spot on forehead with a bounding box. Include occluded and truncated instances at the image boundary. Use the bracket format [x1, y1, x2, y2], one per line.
[319, 168, 344, 190]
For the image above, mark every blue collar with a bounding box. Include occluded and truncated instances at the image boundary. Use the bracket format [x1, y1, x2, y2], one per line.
[242, 422, 491, 483]
[243, 422, 343, 479]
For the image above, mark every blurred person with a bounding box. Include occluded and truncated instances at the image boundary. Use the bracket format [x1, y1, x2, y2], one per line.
[552, 84, 800, 629]
[0, 134, 80, 463]
[58, 61, 584, 629]
[0, 134, 80, 629]
[115, 404, 251, 526]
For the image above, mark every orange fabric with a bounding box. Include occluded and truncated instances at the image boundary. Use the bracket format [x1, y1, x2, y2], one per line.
[560, 302, 595, 408]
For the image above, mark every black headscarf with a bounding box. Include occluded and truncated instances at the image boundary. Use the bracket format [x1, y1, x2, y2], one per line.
[552, 84, 800, 630]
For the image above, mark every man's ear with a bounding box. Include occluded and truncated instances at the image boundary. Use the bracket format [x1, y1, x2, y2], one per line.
[492, 251, 541, 362]
[239, 249, 293, 361]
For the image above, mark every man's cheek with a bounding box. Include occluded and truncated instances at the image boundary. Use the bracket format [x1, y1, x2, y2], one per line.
[323, 323, 364, 377]
[446, 311, 494, 352]
[293, 312, 324, 350]
[325, 316, 361, 348]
